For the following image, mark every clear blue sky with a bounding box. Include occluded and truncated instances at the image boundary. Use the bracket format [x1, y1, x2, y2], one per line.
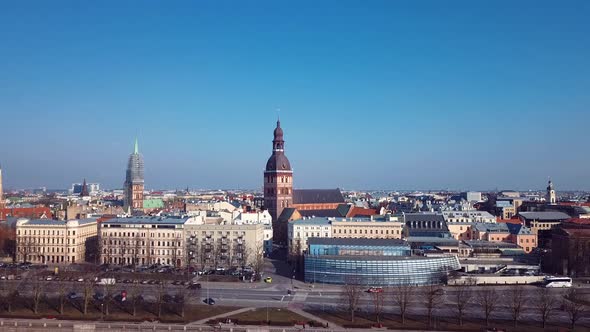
[1, 1, 589, 191]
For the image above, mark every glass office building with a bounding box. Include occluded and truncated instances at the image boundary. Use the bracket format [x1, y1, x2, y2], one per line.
[304, 238, 460, 285]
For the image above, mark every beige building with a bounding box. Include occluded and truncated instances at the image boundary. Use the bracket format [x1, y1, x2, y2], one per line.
[288, 215, 404, 255]
[331, 215, 404, 239]
[100, 216, 196, 267]
[99, 216, 266, 269]
[16, 218, 98, 264]
[184, 223, 265, 270]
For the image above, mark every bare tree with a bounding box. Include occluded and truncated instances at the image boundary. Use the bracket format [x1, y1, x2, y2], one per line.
[30, 277, 44, 314]
[562, 288, 587, 329]
[453, 277, 475, 326]
[508, 285, 525, 328]
[175, 285, 195, 319]
[249, 243, 265, 281]
[57, 280, 68, 314]
[128, 282, 142, 316]
[82, 279, 95, 315]
[3, 279, 21, 313]
[156, 280, 166, 318]
[475, 287, 499, 326]
[102, 281, 116, 316]
[341, 276, 363, 322]
[392, 282, 414, 325]
[534, 287, 557, 328]
[370, 290, 385, 325]
[420, 283, 444, 327]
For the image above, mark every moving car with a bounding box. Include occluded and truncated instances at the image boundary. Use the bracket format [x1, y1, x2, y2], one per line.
[204, 298, 215, 305]
[367, 287, 383, 293]
[264, 277, 272, 283]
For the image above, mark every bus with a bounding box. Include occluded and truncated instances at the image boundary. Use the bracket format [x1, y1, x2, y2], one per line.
[543, 276, 572, 288]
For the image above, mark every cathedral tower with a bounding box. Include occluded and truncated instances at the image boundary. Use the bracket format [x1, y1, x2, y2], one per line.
[124, 139, 144, 212]
[264, 119, 293, 221]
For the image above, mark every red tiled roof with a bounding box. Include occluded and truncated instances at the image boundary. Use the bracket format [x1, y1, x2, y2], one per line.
[566, 218, 590, 225]
[97, 214, 117, 223]
[557, 202, 590, 207]
[496, 218, 523, 225]
[347, 207, 379, 218]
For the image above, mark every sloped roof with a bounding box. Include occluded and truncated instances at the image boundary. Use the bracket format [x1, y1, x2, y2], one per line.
[277, 208, 299, 222]
[519, 211, 570, 221]
[292, 189, 344, 205]
[404, 213, 445, 223]
[347, 206, 379, 218]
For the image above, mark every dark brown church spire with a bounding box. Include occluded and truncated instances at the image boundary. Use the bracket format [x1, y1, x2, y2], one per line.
[80, 178, 89, 197]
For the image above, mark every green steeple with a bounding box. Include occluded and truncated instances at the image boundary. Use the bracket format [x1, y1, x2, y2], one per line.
[134, 138, 139, 154]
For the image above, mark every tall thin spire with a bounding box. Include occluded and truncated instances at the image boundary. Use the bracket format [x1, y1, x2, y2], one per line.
[134, 138, 139, 154]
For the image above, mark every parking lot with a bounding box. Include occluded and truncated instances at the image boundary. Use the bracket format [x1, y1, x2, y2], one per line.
[0, 262, 258, 286]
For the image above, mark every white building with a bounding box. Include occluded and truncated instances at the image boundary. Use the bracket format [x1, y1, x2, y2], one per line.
[235, 210, 272, 225]
[288, 218, 332, 254]
[442, 211, 496, 223]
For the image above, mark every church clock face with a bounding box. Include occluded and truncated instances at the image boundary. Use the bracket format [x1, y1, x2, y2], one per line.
[282, 163, 286, 169]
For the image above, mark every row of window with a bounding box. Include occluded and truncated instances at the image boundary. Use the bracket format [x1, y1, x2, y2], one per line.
[19, 237, 76, 245]
[266, 176, 291, 184]
[20, 246, 76, 254]
[18, 229, 77, 236]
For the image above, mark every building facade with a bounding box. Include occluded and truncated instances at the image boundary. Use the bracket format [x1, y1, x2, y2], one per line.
[16, 218, 98, 264]
[550, 220, 590, 276]
[184, 223, 265, 270]
[124, 139, 144, 212]
[264, 119, 293, 222]
[304, 238, 460, 285]
[331, 215, 404, 240]
[100, 216, 193, 267]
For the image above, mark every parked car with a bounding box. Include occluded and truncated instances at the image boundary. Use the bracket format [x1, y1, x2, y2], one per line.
[204, 298, 215, 305]
[77, 278, 84, 282]
[94, 292, 105, 300]
[45, 276, 53, 281]
[68, 292, 80, 300]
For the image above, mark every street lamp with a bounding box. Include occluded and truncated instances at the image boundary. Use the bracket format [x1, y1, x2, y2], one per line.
[100, 303, 104, 320]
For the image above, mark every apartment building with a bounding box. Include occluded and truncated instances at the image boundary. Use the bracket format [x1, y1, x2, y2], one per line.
[99, 216, 266, 269]
[288, 215, 404, 255]
[184, 223, 265, 270]
[99, 216, 196, 267]
[16, 218, 98, 264]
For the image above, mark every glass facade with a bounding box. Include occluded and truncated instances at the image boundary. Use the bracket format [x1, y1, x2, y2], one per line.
[304, 255, 460, 286]
[308, 243, 410, 256]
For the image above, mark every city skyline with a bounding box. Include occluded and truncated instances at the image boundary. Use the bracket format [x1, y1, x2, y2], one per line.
[1, 1, 589, 190]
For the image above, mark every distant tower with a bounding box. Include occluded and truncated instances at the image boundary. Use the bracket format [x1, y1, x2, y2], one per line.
[124, 139, 145, 212]
[0, 164, 4, 213]
[264, 119, 293, 221]
[546, 179, 556, 205]
[80, 178, 90, 197]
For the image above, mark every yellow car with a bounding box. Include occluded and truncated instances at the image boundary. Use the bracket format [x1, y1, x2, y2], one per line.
[264, 277, 272, 283]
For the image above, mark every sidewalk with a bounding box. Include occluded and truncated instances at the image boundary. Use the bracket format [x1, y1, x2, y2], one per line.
[191, 307, 255, 325]
[288, 307, 343, 329]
